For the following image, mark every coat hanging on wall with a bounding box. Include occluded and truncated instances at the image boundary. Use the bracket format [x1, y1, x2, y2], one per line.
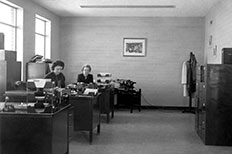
[181, 52, 197, 97]
[187, 52, 197, 96]
[182, 52, 197, 113]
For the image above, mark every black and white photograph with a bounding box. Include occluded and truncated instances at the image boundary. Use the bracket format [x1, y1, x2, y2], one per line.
[123, 38, 146, 56]
[0, 0, 232, 154]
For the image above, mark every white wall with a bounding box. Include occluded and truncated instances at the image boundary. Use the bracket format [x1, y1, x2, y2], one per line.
[60, 17, 205, 107]
[205, 0, 232, 64]
[7, 0, 60, 80]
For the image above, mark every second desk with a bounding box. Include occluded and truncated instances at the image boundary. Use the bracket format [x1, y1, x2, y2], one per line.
[69, 94, 100, 143]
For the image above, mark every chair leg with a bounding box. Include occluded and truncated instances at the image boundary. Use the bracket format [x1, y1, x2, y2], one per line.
[89, 130, 93, 144]
[111, 109, 114, 118]
[130, 102, 133, 113]
[107, 113, 110, 123]
[97, 124, 100, 134]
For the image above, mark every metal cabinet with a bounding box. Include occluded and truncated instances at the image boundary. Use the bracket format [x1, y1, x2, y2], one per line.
[195, 64, 232, 145]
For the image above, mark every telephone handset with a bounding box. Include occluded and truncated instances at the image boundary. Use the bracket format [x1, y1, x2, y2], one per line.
[29, 55, 43, 62]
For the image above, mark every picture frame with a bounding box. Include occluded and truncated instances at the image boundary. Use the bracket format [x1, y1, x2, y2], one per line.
[123, 38, 146, 57]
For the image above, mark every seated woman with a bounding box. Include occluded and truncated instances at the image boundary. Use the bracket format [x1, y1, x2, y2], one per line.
[45, 60, 65, 88]
[77, 64, 93, 84]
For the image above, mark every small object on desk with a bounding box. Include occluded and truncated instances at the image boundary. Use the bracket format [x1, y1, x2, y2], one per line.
[2, 95, 15, 112]
[34, 102, 45, 109]
[27, 106, 36, 113]
[27, 78, 52, 88]
[35, 108, 45, 113]
[2, 104, 15, 112]
[0, 103, 5, 111]
[83, 88, 98, 95]
[97, 73, 112, 85]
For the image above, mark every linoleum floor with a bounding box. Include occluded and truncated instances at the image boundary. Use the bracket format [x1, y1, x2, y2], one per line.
[69, 110, 232, 154]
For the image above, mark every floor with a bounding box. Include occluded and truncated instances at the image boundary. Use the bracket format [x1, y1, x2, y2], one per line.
[69, 109, 232, 154]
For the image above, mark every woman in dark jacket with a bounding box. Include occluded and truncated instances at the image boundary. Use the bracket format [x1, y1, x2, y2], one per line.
[45, 60, 65, 88]
[77, 64, 93, 84]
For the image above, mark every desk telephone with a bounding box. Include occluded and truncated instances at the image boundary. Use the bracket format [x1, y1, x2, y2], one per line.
[2, 96, 15, 112]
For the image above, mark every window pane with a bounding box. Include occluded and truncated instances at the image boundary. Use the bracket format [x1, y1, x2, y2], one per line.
[35, 18, 45, 35]
[0, 2, 16, 25]
[35, 34, 45, 56]
[0, 23, 15, 50]
[35, 15, 51, 59]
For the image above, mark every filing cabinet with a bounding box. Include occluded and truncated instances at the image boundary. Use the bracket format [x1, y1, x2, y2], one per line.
[0, 50, 21, 101]
[195, 64, 232, 145]
[222, 48, 232, 64]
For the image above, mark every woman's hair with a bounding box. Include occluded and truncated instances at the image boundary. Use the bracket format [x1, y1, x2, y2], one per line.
[81, 64, 91, 72]
[52, 60, 65, 70]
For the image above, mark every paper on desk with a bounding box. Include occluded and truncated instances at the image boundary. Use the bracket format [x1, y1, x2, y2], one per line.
[0, 102, 5, 111]
[28, 79, 51, 88]
[83, 88, 98, 95]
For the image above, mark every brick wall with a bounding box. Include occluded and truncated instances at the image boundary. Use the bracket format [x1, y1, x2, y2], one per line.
[60, 17, 204, 106]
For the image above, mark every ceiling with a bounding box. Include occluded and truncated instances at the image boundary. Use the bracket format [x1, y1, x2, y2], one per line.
[30, 0, 220, 17]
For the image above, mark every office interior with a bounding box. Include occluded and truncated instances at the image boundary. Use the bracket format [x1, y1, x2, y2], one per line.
[1, 0, 232, 154]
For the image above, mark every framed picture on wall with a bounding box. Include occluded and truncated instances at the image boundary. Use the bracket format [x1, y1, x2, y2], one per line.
[123, 38, 146, 57]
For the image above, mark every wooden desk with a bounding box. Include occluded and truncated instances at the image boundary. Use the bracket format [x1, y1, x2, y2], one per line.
[69, 94, 100, 143]
[0, 104, 70, 154]
[4, 90, 36, 102]
[116, 88, 141, 113]
[98, 86, 115, 123]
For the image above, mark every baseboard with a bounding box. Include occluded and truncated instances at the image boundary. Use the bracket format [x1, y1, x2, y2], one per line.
[141, 106, 195, 110]
[114, 105, 195, 111]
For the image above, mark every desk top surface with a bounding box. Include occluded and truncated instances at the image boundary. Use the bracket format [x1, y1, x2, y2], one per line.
[70, 93, 101, 98]
[5, 90, 35, 96]
[0, 102, 71, 116]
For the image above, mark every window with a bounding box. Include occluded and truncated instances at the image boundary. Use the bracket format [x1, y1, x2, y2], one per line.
[0, 0, 23, 61]
[35, 15, 51, 59]
[0, 1, 16, 50]
[0, 0, 23, 80]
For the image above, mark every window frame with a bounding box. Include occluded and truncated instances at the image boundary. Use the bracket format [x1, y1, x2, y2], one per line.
[0, 0, 18, 51]
[35, 14, 51, 59]
[0, 0, 23, 80]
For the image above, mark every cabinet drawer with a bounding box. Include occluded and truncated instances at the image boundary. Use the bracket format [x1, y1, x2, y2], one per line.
[199, 91, 206, 100]
[199, 113, 206, 125]
[201, 120, 206, 130]
[201, 128, 206, 143]
[199, 83, 206, 91]
[199, 98, 206, 109]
